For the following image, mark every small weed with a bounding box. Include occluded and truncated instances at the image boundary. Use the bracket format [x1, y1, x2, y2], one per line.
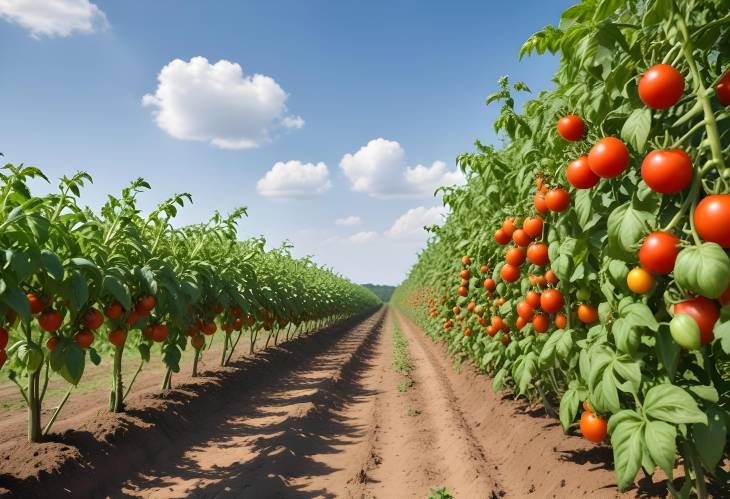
[392, 319, 414, 391]
[428, 486, 454, 499]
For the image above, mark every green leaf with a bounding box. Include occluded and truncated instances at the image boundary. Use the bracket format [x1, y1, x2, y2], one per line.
[693, 406, 727, 472]
[607, 203, 654, 260]
[88, 347, 102, 366]
[138, 343, 151, 362]
[621, 108, 651, 153]
[559, 388, 579, 432]
[645, 420, 676, 478]
[41, 250, 64, 281]
[103, 275, 132, 311]
[609, 410, 644, 491]
[1, 287, 31, 323]
[612, 318, 640, 354]
[621, 302, 659, 331]
[674, 243, 730, 299]
[49, 339, 85, 385]
[644, 384, 708, 425]
[655, 325, 680, 378]
[642, 0, 673, 26]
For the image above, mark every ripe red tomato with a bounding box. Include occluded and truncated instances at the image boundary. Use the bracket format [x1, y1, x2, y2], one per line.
[540, 289, 564, 314]
[545, 188, 570, 212]
[526, 291, 541, 308]
[512, 229, 531, 247]
[138, 295, 156, 311]
[638, 64, 684, 109]
[554, 313, 567, 329]
[203, 322, 217, 335]
[523, 216, 543, 238]
[460, 269, 471, 280]
[502, 217, 516, 237]
[639, 231, 680, 274]
[641, 149, 692, 193]
[483, 278, 496, 291]
[105, 301, 124, 320]
[545, 270, 559, 284]
[500, 264, 520, 283]
[566, 156, 599, 189]
[0, 327, 8, 350]
[27, 293, 46, 315]
[556, 115, 585, 141]
[516, 300, 535, 320]
[491, 315, 505, 330]
[534, 193, 549, 213]
[577, 304, 598, 324]
[46, 336, 58, 351]
[694, 195, 730, 248]
[515, 316, 527, 329]
[580, 410, 608, 443]
[462, 255, 472, 266]
[191, 334, 205, 349]
[506, 247, 526, 266]
[463, 328, 472, 337]
[480, 264, 489, 274]
[717, 72, 730, 105]
[38, 308, 62, 333]
[152, 324, 168, 343]
[532, 313, 549, 333]
[501, 334, 511, 346]
[84, 308, 104, 330]
[0, 350, 6, 369]
[108, 329, 127, 347]
[527, 243, 550, 267]
[74, 329, 95, 350]
[458, 286, 468, 297]
[588, 137, 629, 178]
[494, 229, 511, 245]
[674, 297, 719, 345]
[486, 325, 497, 337]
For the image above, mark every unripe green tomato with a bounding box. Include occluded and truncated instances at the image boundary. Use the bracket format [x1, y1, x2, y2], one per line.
[670, 314, 701, 350]
[576, 288, 591, 302]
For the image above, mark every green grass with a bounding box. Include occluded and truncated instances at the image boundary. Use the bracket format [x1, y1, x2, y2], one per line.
[428, 486, 454, 499]
[392, 319, 414, 391]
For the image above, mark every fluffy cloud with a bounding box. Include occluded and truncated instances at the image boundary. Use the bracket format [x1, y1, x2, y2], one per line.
[0, 0, 107, 37]
[142, 57, 303, 150]
[347, 231, 378, 244]
[335, 216, 361, 226]
[339, 138, 464, 198]
[386, 206, 448, 239]
[256, 160, 331, 199]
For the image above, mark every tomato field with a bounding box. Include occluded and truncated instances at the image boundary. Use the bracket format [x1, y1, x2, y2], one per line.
[393, 0, 730, 497]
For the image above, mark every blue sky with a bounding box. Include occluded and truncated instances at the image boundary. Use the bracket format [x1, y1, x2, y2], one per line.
[0, 0, 574, 285]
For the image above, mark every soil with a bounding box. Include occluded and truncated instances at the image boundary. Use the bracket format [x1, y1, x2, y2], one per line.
[0, 306, 675, 498]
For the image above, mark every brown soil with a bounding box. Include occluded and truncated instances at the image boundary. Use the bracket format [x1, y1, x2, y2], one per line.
[0, 307, 674, 498]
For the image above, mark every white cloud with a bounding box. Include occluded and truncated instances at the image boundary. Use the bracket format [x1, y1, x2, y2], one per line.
[386, 206, 448, 239]
[339, 138, 464, 198]
[256, 160, 331, 199]
[335, 216, 361, 226]
[348, 231, 378, 244]
[142, 57, 303, 150]
[0, 0, 107, 38]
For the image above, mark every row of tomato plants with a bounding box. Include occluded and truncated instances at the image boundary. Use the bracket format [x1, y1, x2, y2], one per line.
[0, 164, 380, 443]
[394, 0, 729, 497]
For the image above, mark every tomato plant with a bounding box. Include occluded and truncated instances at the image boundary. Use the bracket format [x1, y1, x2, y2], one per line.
[0, 166, 380, 442]
[393, 1, 730, 496]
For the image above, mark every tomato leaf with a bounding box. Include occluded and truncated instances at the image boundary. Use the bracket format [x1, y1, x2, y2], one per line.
[607, 203, 654, 260]
[693, 406, 727, 472]
[608, 410, 644, 491]
[644, 420, 676, 478]
[674, 243, 730, 299]
[643, 384, 707, 425]
[621, 108, 651, 153]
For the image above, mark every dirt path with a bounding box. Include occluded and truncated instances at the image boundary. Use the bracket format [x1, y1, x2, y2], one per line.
[2, 306, 652, 498]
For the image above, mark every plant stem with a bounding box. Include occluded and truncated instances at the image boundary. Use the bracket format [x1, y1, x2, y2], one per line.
[192, 348, 200, 377]
[43, 385, 73, 436]
[111, 344, 124, 412]
[123, 359, 144, 402]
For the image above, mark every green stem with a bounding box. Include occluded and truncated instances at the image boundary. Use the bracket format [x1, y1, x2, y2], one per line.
[42, 385, 73, 436]
[192, 348, 200, 377]
[220, 332, 229, 367]
[122, 359, 144, 402]
[111, 344, 124, 412]
[27, 368, 42, 443]
[684, 440, 709, 499]
[160, 367, 172, 391]
[226, 330, 243, 365]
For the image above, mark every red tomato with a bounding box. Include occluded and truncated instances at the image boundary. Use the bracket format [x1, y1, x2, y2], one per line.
[74, 329, 95, 350]
[527, 243, 550, 267]
[588, 137, 629, 178]
[720, 284, 730, 306]
[203, 322, 217, 336]
[532, 313, 549, 333]
[138, 295, 156, 311]
[191, 334, 205, 349]
[540, 289, 564, 314]
[494, 229, 511, 245]
[638, 64, 684, 109]
[516, 300, 535, 320]
[0, 350, 6, 369]
[717, 71, 730, 105]
[554, 313, 567, 329]
[516, 316, 527, 329]
[674, 297, 719, 345]
[38, 308, 62, 333]
[83, 308, 104, 330]
[459, 269, 471, 280]
[694, 195, 730, 248]
[0, 327, 8, 350]
[483, 278, 496, 291]
[506, 247, 526, 266]
[545, 270, 559, 284]
[556, 115, 585, 141]
[512, 229, 531, 247]
[534, 193, 549, 213]
[480, 265, 489, 274]
[501, 334, 511, 346]
[491, 316, 505, 331]
[462, 255, 472, 265]
[526, 291, 541, 309]
[577, 304, 598, 324]
[152, 323, 168, 343]
[27, 293, 46, 315]
[105, 301, 124, 320]
[108, 329, 127, 347]
[46, 336, 58, 351]
[523, 216, 543, 238]
[639, 231, 680, 274]
[566, 156, 599, 189]
[500, 264, 520, 283]
[641, 149, 692, 193]
[502, 217, 516, 237]
[458, 286, 468, 297]
[545, 188, 570, 212]
[580, 411, 608, 443]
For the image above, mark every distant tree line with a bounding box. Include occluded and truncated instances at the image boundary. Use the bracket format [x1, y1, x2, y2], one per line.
[361, 284, 396, 302]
